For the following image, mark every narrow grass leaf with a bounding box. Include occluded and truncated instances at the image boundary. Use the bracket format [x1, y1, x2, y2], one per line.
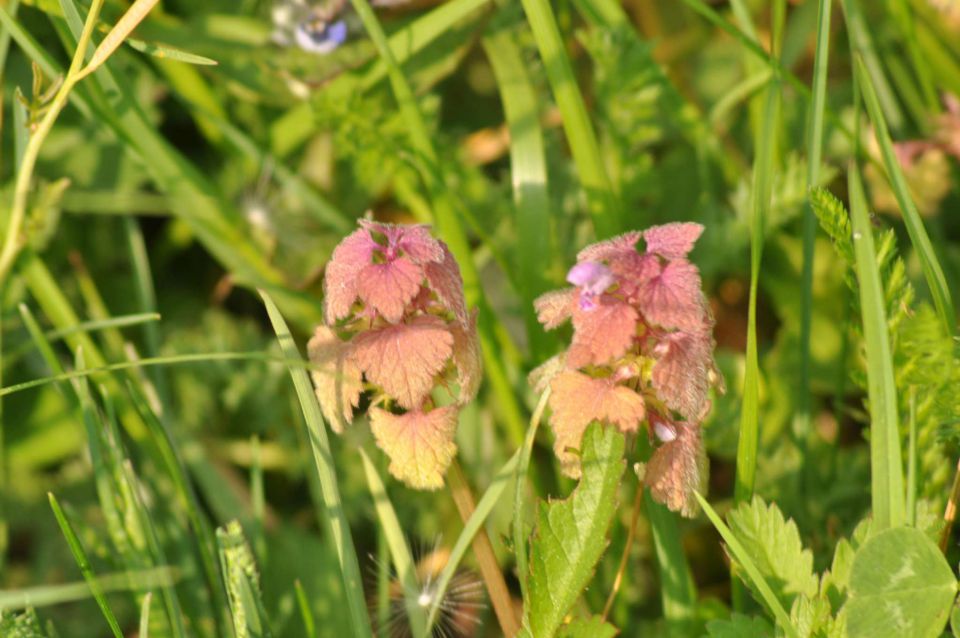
[294, 580, 316, 638]
[797, 0, 833, 440]
[695, 494, 799, 638]
[512, 389, 551, 601]
[518, 0, 620, 237]
[47, 493, 124, 638]
[854, 56, 955, 331]
[139, 592, 152, 638]
[646, 497, 698, 626]
[0, 567, 177, 610]
[482, 23, 552, 357]
[259, 290, 372, 638]
[847, 162, 905, 529]
[426, 449, 521, 632]
[358, 446, 426, 638]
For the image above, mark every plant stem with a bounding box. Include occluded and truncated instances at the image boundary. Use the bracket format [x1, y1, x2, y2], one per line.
[939, 457, 960, 552]
[446, 459, 519, 637]
[0, 0, 105, 284]
[601, 485, 643, 622]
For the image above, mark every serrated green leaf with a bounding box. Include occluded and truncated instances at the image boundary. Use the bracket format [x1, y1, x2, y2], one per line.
[726, 497, 818, 611]
[521, 423, 625, 638]
[704, 613, 773, 637]
[790, 594, 832, 638]
[556, 615, 618, 638]
[844, 527, 957, 638]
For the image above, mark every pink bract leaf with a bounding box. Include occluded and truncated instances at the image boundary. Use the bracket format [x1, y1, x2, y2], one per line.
[651, 329, 714, 421]
[568, 297, 639, 368]
[424, 242, 469, 326]
[369, 405, 458, 490]
[636, 259, 706, 332]
[547, 371, 645, 476]
[534, 288, 577, 330]
[324, 228, 378, 323]
[359, 220, 445, 264]
[349, 316, 453, 409]
[576, 231, 642, 263]
[451, 310, 482, 404]
[357, 257, 424, 323]
[642, 222, 704, 259]
[645, 423, 707, 517]
[307, 326, 364, 434]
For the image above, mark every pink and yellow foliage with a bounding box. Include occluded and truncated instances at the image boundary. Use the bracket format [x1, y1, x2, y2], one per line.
[310, 220, 480, 490]
[531, 223, 722, 516]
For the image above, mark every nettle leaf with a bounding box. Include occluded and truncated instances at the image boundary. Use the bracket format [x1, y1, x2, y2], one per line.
[726, 498, 818, 611]
[844, 527, 957, 638]
[521, 423, 626, 638]
[704, 613, 773, 637]
[556, 616, 618, 638]
[790, 594, 832, 638]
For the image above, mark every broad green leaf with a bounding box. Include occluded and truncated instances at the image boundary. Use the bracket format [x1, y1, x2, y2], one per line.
[726, 497, 818, 610]
[521, 423, 625, 638]
[844, 527, 957, 638]
[556, 616, 618, 638]
[704, 614, 773, 637]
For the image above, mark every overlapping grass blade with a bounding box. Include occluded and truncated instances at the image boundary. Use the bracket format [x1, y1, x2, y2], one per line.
[0, 568, 176, 610]
[482, 20, 552, 357]
[259, 290, 372, 638]
[512, 390, 551, 601]
[734, 1, 783, 503]
[47, 493, 124, 638]
[358, 447, 426, 637]
[518, 0, 620, 237]
[847, 161, 905, 530]
[854, 56, 955, 331]
[695, 494, 799, 638]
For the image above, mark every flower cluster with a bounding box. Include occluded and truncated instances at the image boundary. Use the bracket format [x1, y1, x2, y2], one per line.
[310, 220, 481, 490]
[530, 223, 722, 516]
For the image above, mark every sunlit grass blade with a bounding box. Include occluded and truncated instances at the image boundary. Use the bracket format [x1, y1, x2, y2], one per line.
[847, 161, 905, 530]
[426, 451, 521, 633]
[796, 0, 833, 442]
[483, 22, 553, 358]
[513, 389, 551, 601]
[358, 446, 426, 637]
[695, 494, 799, 638]
[0, 567, 177, 611]
[139, 592, 153, 638]
[518, 0, 619, 237]
[259, 290, 372, 638]
[47, 493, 124, 638]
[854, 56, 955, 331]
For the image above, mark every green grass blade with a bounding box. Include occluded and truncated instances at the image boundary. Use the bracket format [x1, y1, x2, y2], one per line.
[854, 56, 955, 331]
[841, 0, 904, 132]
[512, 390, 551, 601]
[482, 22, 552, 358]
[907, 388, 917, 527]
[47, 493, 124, 638]
[518, 0, 620, 237]
[139, 592, 152, 638]
[734, 12, 782, 503]
[426, 450, 520, 633]
[847, 161, 905, 530]
[358, 447, 426, 637]
[0, 567, 176, 611]
[646, 497, 697, 627]
[294, 580, 317, 638]
[796, 0, 833, 441]
[259, 290, 372, 638]
[695, 494, 799, 637]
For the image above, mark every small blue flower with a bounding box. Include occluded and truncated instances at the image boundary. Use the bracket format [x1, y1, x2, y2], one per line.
[293, 18, 349, 54]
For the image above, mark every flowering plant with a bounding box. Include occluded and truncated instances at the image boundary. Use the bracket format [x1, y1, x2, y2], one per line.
[309, 220, 481, 489]
[531, 223, 722, 516]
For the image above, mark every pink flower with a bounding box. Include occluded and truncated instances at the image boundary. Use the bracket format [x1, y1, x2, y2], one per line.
[311, 220, 480, 490]
[530, 223, 722, 516]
